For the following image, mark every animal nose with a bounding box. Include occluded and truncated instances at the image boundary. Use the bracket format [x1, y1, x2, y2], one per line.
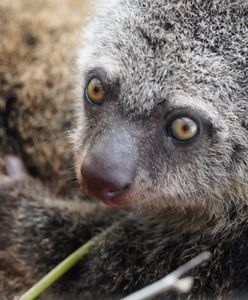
[80, 153, 133, 205]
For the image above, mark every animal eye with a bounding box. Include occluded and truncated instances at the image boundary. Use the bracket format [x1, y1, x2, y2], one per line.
[85, 78, 105, 105]
[169, 117, 198, 142]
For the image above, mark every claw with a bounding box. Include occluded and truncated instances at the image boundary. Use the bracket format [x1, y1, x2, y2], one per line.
[5, 155, 27, 178]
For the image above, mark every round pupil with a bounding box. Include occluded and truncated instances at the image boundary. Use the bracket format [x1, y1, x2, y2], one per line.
[171, 117, 198, 141]
[92, 84, 102, 94]
[86, 78, 105, 104]
[182, 123, 190, 132]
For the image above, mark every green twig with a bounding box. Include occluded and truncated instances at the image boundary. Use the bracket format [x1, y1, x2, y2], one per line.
[19, 234, 101, 300]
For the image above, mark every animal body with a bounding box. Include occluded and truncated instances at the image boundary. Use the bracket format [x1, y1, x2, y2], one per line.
[1, 0, 248, 299]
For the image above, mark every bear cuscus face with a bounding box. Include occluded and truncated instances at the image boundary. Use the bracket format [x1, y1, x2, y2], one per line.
[72, 0, 248, 216]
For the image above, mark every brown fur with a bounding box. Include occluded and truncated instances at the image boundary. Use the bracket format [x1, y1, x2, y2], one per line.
[0, 248, 35, 299]
[1, 176, 248, 299]
[0, 0, 91, 195]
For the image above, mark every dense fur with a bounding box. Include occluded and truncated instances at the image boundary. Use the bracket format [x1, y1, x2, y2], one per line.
[74, 0, 248, 217]
[1, 0, 248, 299]
[0, 0, 90, 195]
[1, 177, 248, 299]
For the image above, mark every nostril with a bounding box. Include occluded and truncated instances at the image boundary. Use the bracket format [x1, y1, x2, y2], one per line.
[122, 183, 131, 192]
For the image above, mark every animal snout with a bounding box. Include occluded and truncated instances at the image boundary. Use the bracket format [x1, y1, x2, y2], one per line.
[80, 151, 134, 206]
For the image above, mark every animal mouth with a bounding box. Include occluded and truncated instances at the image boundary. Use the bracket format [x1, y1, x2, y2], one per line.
[78, 173, 132, 208]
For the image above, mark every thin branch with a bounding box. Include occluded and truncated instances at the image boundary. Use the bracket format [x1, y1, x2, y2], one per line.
[17, 222, 122, 300]
[121, 251, 211, 300]
[18, 236, 101, 300]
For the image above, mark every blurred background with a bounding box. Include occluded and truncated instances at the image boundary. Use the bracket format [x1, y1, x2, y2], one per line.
[0, 0, 91, 196]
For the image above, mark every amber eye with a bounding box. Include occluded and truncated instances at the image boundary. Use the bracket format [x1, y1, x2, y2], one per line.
[86, 78, 105, 105]
[170, 117, 198, 142]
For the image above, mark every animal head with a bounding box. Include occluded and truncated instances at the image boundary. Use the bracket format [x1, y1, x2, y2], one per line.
[73, 0, 248, 216]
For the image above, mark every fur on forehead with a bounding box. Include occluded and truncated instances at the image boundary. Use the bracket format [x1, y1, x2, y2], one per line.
[77, 0, 247, 117]
[76, 0, 125, 79]
[77, 0, 247, 74]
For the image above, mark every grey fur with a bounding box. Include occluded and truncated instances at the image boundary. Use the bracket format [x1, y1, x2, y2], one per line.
[74, 0, 248, 219]
[1, 0, 248, 299]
